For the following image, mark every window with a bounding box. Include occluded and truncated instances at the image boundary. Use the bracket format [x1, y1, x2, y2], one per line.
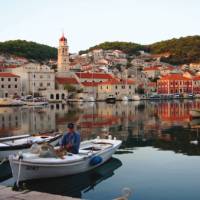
[47, 83, 51, 87]
[129, 85, 131, 89]
[15, 78, 17, 81]
[1, 78, 4, 81]
[15, 85, 17, 88]
[50, 94, 54, 99]
[8, 78, 11, 81]
[40, 83, 43, 87]
[8, 85, 11, 88]
[1, 85, 4, 88]
[115, 86, 118, 89]
[40, 75, 43, 79]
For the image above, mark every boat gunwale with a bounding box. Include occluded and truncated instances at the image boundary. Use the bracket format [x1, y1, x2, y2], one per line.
[0, 134, 61, 151]
[9, 141, 121, 167]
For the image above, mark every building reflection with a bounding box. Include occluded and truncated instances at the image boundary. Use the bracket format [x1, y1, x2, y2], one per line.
[0, 100, 200, 155]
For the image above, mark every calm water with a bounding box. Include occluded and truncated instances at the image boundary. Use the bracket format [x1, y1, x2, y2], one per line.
[1, 100, 200, 199]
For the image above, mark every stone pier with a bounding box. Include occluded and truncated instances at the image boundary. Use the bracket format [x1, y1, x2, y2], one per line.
[0, 186, 80, 200]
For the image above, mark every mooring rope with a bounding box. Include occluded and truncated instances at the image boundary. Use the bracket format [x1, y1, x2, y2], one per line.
[16, 157, 22, 188]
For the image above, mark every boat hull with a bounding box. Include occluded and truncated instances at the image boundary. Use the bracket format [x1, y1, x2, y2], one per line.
[9, 140, 121, 182]
[0, 134, 61, 160]
[189, 110, 200, 118]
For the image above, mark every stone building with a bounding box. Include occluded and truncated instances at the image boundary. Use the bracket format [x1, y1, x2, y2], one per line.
[0, 72, 21, 97]
[57, 33, 70, 72]
[11, 64, 55, 96]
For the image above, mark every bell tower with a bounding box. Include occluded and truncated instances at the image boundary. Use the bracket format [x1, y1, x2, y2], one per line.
[57, 33, 70, 72]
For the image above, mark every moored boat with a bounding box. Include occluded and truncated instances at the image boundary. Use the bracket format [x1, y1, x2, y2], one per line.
[0, 98, 25, 107]
[9, 136, 122, 182]
[24, 97, 48, 106]
[189, 109, 200, 118]
[132, 94, 140, 101]
[122, 96, 129, 101]
[0, 133, 62, 160]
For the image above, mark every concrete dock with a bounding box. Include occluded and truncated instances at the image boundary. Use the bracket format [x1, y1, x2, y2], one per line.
[0, 186, 80, 200]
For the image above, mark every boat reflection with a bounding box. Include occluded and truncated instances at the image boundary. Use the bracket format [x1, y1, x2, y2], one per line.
[0, 161, 12, 182]
[18, 157, 122, 198]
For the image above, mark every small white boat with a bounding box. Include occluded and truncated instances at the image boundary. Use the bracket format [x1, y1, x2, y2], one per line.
[9, 136, 122, 182]
[25, 101, 48, 106]
[0, 98, 25, 107]
[67, 98, 84, 102]
[189, 109, 200, 118]
[122, 96, 129, 101]
[0, 133, 61, 160]
[132, 94, 140, 101]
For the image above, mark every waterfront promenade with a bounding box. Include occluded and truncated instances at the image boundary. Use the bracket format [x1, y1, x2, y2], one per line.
[0, 186, 80, 200]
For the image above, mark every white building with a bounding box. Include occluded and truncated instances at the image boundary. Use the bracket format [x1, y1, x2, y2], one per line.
[0, 72, 21, 97]
[11, 63, 55, 96]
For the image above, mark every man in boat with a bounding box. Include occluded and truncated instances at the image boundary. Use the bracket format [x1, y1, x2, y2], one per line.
[60, 123, 80, 154]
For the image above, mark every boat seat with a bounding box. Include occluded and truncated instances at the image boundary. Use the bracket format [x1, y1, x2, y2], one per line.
[78, 149, 91, 155]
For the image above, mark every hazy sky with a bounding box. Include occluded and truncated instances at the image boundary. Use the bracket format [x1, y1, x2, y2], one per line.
[0, 0, 200, 52]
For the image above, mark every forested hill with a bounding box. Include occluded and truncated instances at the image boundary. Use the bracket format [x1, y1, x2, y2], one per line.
[79, 41, 148, 55]
[150, 36, 200, 64]
[0, 40, 57, 61]
[80, 36, 200, 65]
[1, 36, 200, 64]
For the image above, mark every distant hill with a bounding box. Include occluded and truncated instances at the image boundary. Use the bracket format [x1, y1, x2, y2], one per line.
[80, 36, 200, 65]
[79, 41, 148, 55]
[0, 40, 57, 62]
[150, 36, 200, 65]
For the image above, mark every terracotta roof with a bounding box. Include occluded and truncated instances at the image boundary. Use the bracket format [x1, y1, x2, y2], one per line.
[0, 72, 19, 77]
[56, 77, 79, 85]
[159, 74, 191, 81]
[59, 33, 67, 42]
[75, 72, 113, 79]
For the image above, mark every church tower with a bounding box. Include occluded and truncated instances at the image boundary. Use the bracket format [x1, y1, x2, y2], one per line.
[57, 33, 70, 72]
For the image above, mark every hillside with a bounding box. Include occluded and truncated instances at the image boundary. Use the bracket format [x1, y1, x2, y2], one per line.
[79, 41, 148, 55]
[150, 35, 200, 65]
[80, 36, 200, 65]
[0, 40, 57, 62]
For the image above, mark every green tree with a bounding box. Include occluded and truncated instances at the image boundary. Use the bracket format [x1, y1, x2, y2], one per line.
[64, 84, 76, 92]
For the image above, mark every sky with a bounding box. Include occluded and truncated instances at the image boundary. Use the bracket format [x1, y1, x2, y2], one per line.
[0, 0, 200, 52]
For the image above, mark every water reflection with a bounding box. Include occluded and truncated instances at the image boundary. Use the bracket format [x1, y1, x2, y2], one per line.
[1, 100, 200, 155]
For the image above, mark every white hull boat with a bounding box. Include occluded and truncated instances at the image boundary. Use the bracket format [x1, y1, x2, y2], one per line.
[189, 109, 200, 118]
[122, 96, 129, 101]
[132, 95, 140, 101]
[0, 133, 61, 160]
[9, 137, 122, 182]
[25, 101, 48, 106]
[0, 98, 25, 107]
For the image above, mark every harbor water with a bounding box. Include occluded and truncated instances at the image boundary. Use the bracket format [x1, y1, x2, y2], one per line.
[1, 100, 200, 200]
